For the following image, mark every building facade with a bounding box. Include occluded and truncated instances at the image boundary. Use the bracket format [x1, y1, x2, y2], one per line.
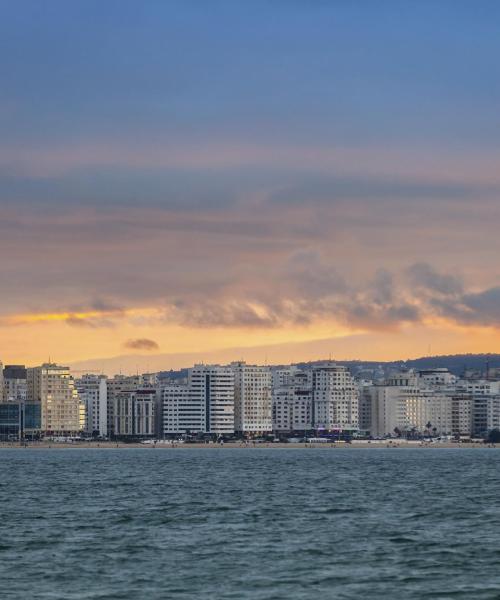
[272, 369, 312, 433]
[27, 363, 81, 434]
[232, 362, 272, 434]
[2, 365, 27, 403]
[156, 383, 201, 436]
[76, 374, 108, 437]
[312, 364, 359, 431]
[113, 389, 156, 437]
[188, 365, 234, 435]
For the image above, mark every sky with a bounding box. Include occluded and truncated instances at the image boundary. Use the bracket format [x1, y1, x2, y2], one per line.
[1, 0, 500, 372]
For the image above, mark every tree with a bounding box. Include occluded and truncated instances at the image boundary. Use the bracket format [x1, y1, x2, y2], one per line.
[393, 427, 402, 438]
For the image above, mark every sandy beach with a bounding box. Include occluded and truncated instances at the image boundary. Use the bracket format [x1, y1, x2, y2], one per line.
[0, 441, 497, 450]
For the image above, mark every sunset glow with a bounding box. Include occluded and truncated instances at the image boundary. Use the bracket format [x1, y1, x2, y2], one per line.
[1, 2, 500, 372]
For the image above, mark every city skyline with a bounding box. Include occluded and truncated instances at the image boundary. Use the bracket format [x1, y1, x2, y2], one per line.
[2, 1, 500, 366]
[2, 355, 500, 441]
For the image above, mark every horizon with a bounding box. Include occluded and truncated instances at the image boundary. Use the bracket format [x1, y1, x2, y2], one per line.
[3, 350, 500, 377]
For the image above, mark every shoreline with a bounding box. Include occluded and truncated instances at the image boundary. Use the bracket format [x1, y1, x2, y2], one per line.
[0, 441, 498, 450]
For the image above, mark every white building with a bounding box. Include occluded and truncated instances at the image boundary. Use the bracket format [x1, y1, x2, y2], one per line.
[418, 368, 457, 388]
[312, 364, 358, 431]
[457, 379, 500, 396]
[271, 366, 308, 388]
[75, 374, 108, 437]
[156, 383, 202, 436]
[272, 369, 312, 433]
[188, 365, 235, 435]
[232, 362, 272, 434]
[362, 372, 453, 438]
[424, 391, 452, 435]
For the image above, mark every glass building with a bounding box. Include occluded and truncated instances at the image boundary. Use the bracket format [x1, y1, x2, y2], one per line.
[0, 403, 21, 440]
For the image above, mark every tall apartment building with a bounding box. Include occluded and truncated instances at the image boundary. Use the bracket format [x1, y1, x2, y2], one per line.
[232, 362, 272, 434]
[113, 389, 156, 437]
[424, 390, 452, 435]
[156, 383, 202, 437]
[473, 395, 500, 436]
[27, 363, 81, 434]
[106, 375, 147, 437]
[450, 394, 473, 437]
[188, 365, 234, 435]
[75, 374, 108, 437]
[361, 384, 410, 437]
[272, 369, 312, 433]
[312, 363, 359, 431]
[2, 365, 27, 403]
[453, 380, 500, 437]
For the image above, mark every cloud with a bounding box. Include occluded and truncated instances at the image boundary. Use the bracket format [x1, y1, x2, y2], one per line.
[3, 259, 500, 339]
[124, 338, 160, 351]
[156, 254, 421, 332]
[431, 287, 500, 327]
[407, 262, 463, 296]
[405, 263, 500, 328]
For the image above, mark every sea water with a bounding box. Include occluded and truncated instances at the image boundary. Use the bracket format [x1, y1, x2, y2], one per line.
[1, 447, 500, 599]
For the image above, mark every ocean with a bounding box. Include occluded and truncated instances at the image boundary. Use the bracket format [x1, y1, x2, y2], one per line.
[1, 447, 500, 599]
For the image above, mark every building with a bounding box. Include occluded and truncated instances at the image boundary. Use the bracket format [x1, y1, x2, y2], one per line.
[76, 374, 108, 437]
[418, 368, 457, 388]
[188, 365, 234, 436]
[424, 391, 452, 436]
[457, 379, 500, 396]
[113, 389, 156, 437]
[232, 362, 272, 434]
[312, 363, 359, 431]
[272, 370, 312, 433]
[156, 383, 201, 437]
[3, 364, 28, 403]
[362, 372, 453, 438]
[271, 366, 306, 388]
[27, 363, 81, 434]
[450, 394, 473, 437]
[0, 403, 21, 441]
[472, 395, 500, 437]
[106, 375, 146, 437]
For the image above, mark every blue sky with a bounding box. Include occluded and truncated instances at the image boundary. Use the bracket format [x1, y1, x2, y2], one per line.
[2, 0, 500, 147]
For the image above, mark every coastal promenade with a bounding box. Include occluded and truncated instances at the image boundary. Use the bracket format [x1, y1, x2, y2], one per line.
[0, 441, 497, 449]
